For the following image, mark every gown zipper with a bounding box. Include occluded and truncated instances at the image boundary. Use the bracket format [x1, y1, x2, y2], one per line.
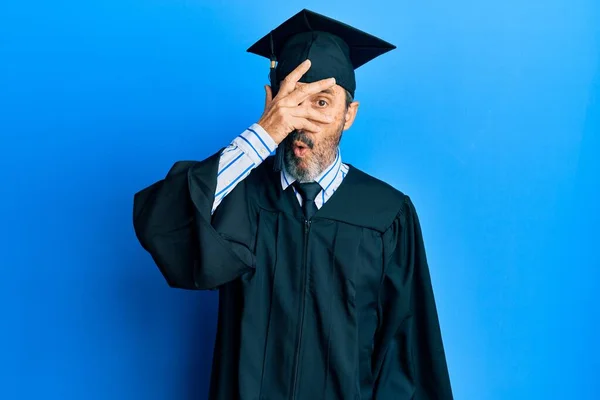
[291, 219, 311, 400]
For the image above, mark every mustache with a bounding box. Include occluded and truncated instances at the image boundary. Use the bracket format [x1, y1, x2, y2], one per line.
[286, 130, 315, 149]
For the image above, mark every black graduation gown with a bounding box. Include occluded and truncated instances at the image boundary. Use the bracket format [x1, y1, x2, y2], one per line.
[133, 149, 454, 400]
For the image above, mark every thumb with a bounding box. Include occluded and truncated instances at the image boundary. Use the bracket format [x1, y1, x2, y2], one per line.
[264, 85, 273, 109]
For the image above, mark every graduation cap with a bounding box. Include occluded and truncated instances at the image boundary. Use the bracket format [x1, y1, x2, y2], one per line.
[247, 9, 396, 171]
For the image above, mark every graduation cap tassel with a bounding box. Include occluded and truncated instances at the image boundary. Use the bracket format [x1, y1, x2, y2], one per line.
[268, 31, 278, 95]
[268, 30, 285, 172]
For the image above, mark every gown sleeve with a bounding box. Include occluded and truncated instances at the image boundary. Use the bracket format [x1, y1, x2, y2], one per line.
[372, 196, 453, 399]
[132, 149, 257, 290]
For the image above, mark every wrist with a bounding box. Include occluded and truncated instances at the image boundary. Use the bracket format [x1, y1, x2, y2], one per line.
[256, 122, 283, 145]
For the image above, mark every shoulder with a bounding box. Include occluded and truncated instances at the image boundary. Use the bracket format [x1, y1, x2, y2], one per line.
[345, 164, 411, 216]
[316, 163, 412, 232]
[345, 164, 408, 204]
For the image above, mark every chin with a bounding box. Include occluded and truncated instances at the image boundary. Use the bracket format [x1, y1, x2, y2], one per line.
[294, 157, 310, 168]
[284, 148, 321, 181]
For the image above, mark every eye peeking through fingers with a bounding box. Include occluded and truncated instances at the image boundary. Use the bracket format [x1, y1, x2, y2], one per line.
[316, 99, 329, 108]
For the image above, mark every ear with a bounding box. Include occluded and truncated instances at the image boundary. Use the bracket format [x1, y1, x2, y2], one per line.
[343, 101, 360, 131]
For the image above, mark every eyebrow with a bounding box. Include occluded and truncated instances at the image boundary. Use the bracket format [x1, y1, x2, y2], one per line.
[319, 88, 335, 95]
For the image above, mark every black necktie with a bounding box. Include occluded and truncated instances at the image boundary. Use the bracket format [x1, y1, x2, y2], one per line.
[294, 181, 321, 220]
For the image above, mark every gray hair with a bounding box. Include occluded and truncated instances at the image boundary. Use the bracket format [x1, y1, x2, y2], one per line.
[345, 89, 354, 108]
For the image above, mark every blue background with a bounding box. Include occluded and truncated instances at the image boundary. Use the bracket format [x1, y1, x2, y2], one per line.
[1, 0, 598, 399]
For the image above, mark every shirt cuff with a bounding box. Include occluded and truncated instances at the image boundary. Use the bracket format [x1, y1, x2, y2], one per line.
[234, 123, 278, 165]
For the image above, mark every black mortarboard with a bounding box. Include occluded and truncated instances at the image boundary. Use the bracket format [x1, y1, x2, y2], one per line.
[247, 9, 396, 171]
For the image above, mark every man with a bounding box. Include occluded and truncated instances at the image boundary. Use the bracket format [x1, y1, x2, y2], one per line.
[133, 9, 453, 400]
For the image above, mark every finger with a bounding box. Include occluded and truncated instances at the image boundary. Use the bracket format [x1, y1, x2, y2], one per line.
[283, 77, 336, 106]
[291, 117, 322, 133]
[264, 85, 273, 110]
[277, 59, 312, 98]
[291, 107, 335, 124]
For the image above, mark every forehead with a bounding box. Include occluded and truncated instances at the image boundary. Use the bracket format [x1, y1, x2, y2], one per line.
[295, 82, 344, 97]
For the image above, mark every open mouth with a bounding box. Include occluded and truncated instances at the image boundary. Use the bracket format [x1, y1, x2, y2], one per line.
[293, 140, 310, 157]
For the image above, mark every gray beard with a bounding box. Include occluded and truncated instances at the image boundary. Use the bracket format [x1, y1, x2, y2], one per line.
[283, 123, 344, 183]
[284, 148, 325, 183]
